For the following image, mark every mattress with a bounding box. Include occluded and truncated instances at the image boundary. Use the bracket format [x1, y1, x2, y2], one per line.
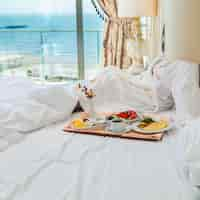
[0, 113, 198, 200]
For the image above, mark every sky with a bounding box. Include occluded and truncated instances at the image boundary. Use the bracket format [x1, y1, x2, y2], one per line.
[0, 0, 95, 14]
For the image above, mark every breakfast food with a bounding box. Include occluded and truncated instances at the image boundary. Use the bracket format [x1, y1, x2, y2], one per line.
[107, 110, 138, 121]
[142, 120, 168, 131]
[138, 117, 155, 128]
[71, 119, 89, 129]
[138, 117, 168, 131]
[116, 110, 137, 120]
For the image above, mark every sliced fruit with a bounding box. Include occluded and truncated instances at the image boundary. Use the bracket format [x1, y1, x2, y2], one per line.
[71, 119, 88, 129]
[116, 110, 137, 120]
[116, 113, 129, 119]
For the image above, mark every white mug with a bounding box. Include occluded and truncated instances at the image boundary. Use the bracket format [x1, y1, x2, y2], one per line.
[108, 121, 127, 133]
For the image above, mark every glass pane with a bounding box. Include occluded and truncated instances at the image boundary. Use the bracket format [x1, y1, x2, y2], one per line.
[83, 0, 103, 79]
[0, 0, 78, 83]
[141, 17, 151, 40]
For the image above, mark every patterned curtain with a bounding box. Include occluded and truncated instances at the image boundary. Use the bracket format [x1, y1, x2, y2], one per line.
[96, 0, 140, 68]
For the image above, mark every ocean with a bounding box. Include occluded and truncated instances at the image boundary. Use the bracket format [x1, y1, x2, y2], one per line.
[0, 14, 103, 64]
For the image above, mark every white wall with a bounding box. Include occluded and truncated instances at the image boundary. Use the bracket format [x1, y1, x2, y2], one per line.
[164, 0, 200, 63]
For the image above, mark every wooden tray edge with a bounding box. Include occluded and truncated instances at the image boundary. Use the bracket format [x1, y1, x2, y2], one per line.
[63, 127, 164, 142]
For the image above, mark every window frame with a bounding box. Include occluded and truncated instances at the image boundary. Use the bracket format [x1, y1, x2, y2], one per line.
[76, 0, 85, 80]
[0, 0, 96, 81]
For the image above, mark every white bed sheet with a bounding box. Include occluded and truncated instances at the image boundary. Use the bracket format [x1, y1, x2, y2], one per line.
[0, 113, 198, 200]
[0, 77, 77, 152]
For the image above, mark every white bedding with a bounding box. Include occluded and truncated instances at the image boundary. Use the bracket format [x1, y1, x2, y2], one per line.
[83, 66, 173, 113]
[0, 77, 77, 151]
[176, 118, 200, 188]
[0, 117, 198, 200]
[0, 76, 199, 200]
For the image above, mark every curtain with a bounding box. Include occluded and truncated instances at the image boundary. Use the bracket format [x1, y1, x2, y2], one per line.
[96, 0, 140, 68]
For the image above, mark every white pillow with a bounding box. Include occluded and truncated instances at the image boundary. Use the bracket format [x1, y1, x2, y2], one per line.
[151, 57, 174, 111]
[84, 64, 174, 113]
[171, 61, 200, 123]
[0, 100, 65, 133]
[0, 77, 37, 102]
[29, 86, 77, 115]
[0, 86, 77, 133]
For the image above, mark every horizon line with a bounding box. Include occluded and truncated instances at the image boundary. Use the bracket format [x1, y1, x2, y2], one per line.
[0, 12, 96, 15]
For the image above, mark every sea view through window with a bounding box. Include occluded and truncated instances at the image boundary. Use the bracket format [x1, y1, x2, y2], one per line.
[0, 0, 103, 82]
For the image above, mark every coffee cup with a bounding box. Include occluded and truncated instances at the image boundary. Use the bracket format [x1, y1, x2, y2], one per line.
[108, 119, 127, 133]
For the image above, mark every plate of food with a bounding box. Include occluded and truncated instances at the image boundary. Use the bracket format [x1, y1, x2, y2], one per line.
[132, 117, 173, 134]
[106, 110, 139, 124]
[70, 118, 106, 130]
[70, 118, 94, 130]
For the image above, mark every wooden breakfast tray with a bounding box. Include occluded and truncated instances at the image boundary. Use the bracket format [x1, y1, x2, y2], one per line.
[63, 126, 164, 141]
[63, 112, 164, 141]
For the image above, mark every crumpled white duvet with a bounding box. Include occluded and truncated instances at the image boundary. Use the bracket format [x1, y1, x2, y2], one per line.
[0, 77, 77, 151]
[178, 118, 200, 187]
[81, 64, 174, 114]
[0, 120, 197, 200]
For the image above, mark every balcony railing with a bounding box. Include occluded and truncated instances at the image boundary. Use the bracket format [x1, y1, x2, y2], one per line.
[0, 29, 103, 82]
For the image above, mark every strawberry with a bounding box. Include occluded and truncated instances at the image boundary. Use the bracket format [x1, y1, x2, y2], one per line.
[127, 110, 137, 119]
[116, 110, 137, 119]
[116, 113, 129, 119]
[129, 113, 137, 119]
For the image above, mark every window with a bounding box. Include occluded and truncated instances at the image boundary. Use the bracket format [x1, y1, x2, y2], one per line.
[83, 0, 103, 79]
[0, 0, 103, 82]
[141, 17, 152, 40]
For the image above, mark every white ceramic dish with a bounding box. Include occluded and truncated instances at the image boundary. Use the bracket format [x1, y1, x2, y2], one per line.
[105, 127, 125, 134]
[106, 120, 127, 133]
[128, 122, 174, 134]
[89, 117, 106, 124]
[122, 117, 140, 124]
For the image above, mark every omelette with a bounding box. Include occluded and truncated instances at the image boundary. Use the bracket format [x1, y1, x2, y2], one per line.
[142, 120, 168, 131]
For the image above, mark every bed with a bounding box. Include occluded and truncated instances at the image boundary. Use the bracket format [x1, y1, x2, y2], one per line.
[0, 76, 199, 200]
[0, 114, 199, 200]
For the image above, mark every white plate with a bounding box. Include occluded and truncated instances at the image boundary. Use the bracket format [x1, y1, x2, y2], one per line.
[71, 120, 99, 130]
[72, 124, 93, 130]
[130, 122, 174, 134]
[105, 127, 125, 134]
[123, 117, 140, 124]
[89, 118, 106, 124]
